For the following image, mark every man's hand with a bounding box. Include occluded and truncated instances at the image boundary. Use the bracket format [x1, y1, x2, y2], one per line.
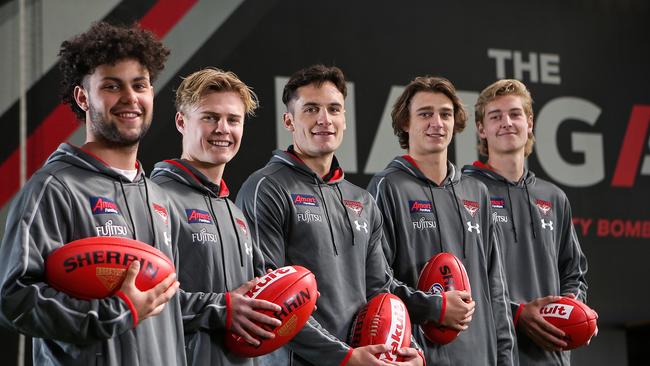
[348, 344, 394, 366]
[518, 295, 568, 351]
[440, 290, 475, 331]
[385, 347, 424, 366]
[119, 260, 179, 322]
[229, 279, 283, 346]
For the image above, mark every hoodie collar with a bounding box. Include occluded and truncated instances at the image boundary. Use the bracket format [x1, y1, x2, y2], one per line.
[462, 160, 535, 187]
[390, 155, 459, 187]
[151, 159, 229, 198]
[47, 143, 145, 182]
[270, 145, 345, 184]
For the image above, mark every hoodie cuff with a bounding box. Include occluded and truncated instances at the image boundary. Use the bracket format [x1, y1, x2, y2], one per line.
[418, 349, 426, 365]
[513, 303, 524, 327]
[339, 348, 354, 366]
[225, 292, 232, 330]
[116, 290, 138, 327]
[438, 291, 447, 324]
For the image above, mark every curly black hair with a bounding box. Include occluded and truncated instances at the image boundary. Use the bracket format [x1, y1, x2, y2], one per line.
[58, 21, 170, 121]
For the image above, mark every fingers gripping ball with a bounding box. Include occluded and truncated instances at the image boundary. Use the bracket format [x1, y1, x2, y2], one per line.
[226, 265, 318, 357]
[540, 297, 598, 350]
[349, 293, 411, 362]
[417, 252, 471, 344]
[45, 236, 175, 300]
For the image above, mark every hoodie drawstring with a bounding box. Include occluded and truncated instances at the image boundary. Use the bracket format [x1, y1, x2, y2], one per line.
[224, 199, 245, 266]
[315, 179, 339, 256]
[206, 196, 230, 291]
[449, 182, 467, 259]
[118, 179, 138, 241]
[426, 185, 445, 254]
[523, 179, 537, 239]
[335, 185, 356, 246]
[505, 183, 519, 243]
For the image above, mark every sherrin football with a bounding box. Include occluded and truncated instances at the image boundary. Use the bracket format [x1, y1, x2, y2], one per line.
[417, 252, 471, 344]
[45, 236, 175, 300]
[540, 297, 598, 350]
[349, 293, 411, 362]
[226, 265, 318, 357]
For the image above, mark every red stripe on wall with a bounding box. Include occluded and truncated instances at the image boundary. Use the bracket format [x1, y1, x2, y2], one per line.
[0, 0, 198, 208]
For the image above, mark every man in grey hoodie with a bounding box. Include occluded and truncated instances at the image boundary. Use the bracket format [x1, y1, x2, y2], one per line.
[368, 76, 516, 366]
[462, 79, 588, 365]
[237, 65, 429, 366]
[0, 22, 184, 365]
[151, 68, 282, 365]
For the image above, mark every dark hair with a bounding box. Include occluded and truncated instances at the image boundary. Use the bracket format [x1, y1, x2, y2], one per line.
[282, 65, 347, 109]
[391, 76, 467, 149]
[58, 21, 170, 121]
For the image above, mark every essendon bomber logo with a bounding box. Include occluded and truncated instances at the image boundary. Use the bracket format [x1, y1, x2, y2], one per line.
[236, 218, 248, 235]
[344, 200, 364, 216]
[90, 196, 120, 215]
[540, 303, 574, 320]
[185, 208, 213, 224]
[535, 199, 552, 216]
[152, 203, 168, 225]
[291, 194, 319, 207]
[409, 200, 432, 213]
[463, 200, 479, 217]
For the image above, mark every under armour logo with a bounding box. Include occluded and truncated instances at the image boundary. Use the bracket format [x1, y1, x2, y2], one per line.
[467, 221, 480, 234]
[354, 220, 368, 233]
[163, 231, 172, 246]
[541, 219, 554, 231]
[244, 242, 253, 256]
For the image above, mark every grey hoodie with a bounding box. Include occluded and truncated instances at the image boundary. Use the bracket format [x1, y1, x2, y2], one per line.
[368, 156, 516, 366]
[0, 143, 187, 366]
[236, 148, 433, 366]
[463, 161, 588, 366]
[151, 159, 260, 366]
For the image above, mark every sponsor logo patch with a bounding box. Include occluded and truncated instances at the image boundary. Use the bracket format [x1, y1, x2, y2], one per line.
[492, 211, 509, 223]
[540, 303, 574, 319]
[186, 208, 213, 224]
[297, 210, 322, 223]
[344, 200, 364, 216]
[412, 217, 437, 230]
[535, 199, 552, 216]
[463, 200, 480, 217]
[236, 218, 248, 235]
[152, 203, 168, 225]
[191, 228, 218, 243]
[95, 220, 128, 236]
[490, 197, 505, 209]
[90, 196, 120, 215]
[292, 194, 319, 207]
[409, 200, 432, 213]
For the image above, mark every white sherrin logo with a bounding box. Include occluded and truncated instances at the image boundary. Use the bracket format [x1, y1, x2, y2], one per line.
[540, 303, 574, 319]
[249, 266, 297, 299]
[379, 298, 407, 362]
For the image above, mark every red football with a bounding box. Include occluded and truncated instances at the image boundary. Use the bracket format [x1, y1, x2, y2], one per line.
[417, 252, 471, 344]
[540, 297, 598, 350]
[226, 265, 317, 357]
[349, 293, 411, 362]
[45, 236, 175, 300]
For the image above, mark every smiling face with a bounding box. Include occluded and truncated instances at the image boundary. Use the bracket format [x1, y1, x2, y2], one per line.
[478, 94, 533, 156]
[405, 91, 455, 157]
[284, 81, 346, 161]
[177, 91, 245, 169]
[74, 59, 154, 147]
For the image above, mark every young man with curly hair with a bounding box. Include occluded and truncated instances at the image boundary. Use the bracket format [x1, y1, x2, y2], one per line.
[151, 68, 282, 365]
[367, 76, 516, 366]
[0, 22, 234, 366]
[462, 79, 588, 365]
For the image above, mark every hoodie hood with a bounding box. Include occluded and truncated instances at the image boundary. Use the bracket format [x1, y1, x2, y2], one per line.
[150, 159, 230, 198]
[462, 160, 538, 242]
[387, 155, 461, 187]
[269, 146, 345, 185]
[47, 143, 146, 182]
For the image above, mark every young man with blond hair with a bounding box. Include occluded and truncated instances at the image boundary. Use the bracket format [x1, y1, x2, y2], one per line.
[151, 67, 282, 365]
[462, 79, 588, 365]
